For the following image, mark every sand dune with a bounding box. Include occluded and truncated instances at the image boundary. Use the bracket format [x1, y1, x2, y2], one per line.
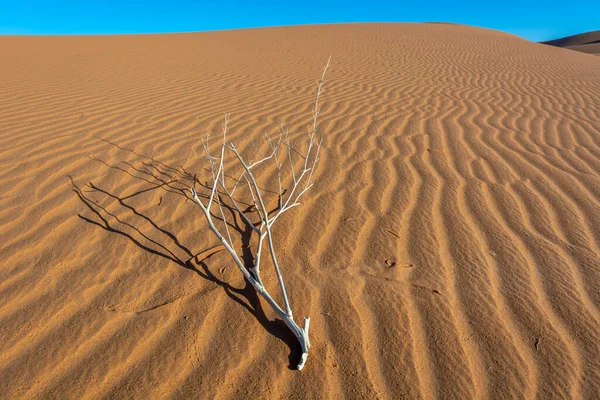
[541, 30, 600, 55]
[1, 23, 599, 398]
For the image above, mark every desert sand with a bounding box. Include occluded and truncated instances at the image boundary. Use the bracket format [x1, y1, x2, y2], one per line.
[542, 30, 600, 56]
[1, 23, 600, 398]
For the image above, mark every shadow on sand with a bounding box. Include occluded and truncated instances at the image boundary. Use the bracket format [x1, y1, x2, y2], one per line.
[70, 138, 301, 369]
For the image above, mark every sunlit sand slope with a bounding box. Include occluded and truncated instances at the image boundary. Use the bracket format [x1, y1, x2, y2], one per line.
[1, 23, 599, 398]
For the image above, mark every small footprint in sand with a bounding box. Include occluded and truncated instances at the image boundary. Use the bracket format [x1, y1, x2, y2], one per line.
[385, 259, 415, 268]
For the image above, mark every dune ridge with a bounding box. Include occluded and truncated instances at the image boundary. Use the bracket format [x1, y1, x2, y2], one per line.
[1, 23, 600, 398]
[541, 30, 600, 56]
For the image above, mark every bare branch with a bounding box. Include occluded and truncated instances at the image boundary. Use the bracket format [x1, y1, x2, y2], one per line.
[218, 179, 260, 234]
[228, 145, 293, 316]
[188, 57, 330, 370]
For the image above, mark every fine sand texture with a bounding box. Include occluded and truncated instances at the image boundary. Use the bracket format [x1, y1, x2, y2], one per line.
[1, 23, 600, 398]
[542, 30, 600, 56]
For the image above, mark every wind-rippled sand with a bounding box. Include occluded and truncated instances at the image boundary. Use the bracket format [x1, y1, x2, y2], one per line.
[1, 23, 600, 398]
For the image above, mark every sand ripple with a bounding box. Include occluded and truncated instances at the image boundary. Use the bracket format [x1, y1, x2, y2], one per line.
[1, 24, 599, 398]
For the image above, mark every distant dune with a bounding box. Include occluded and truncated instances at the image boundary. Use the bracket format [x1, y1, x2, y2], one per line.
[541, 30, 600, 55]
[1, 23, 599, 398]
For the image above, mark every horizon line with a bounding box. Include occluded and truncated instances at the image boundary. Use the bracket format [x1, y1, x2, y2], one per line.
[0, 21, 591, 42]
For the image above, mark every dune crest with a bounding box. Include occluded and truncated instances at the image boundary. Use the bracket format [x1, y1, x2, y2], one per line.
[1, 23, 600, 398]
[541, 30, 600, 56]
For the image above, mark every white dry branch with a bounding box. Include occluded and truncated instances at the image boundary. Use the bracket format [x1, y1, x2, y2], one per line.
[190, 57, 330, 370]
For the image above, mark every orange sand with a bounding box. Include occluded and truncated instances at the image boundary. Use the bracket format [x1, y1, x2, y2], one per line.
[1, 23, 600, 398]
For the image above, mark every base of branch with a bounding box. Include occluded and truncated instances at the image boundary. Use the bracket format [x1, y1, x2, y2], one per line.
[297, 352, 309, 371]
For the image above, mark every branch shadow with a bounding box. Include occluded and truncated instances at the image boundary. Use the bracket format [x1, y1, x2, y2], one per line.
[71, 141, 302, 369]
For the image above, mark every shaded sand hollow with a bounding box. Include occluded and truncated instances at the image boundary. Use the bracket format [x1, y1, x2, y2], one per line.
[1, 23, 600, 398]
[541, 30, 600, 56]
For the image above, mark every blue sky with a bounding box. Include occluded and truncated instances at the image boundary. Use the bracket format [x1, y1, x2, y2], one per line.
[0, 0, 597, 42]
